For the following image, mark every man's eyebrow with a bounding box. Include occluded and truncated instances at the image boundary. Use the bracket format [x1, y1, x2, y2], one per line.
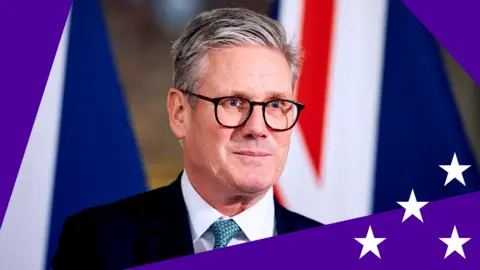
[226, 90, 250, 99]
[264, 90, 291, 100]
[226, 89, 291, 100]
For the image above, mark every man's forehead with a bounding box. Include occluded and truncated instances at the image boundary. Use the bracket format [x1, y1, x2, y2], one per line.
[203, 72, 293, 98]
[198, 46, 293, 95]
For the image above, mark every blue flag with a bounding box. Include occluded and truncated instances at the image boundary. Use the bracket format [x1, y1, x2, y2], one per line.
[46, 1, 147, 268]
[373, 0, 480, 212]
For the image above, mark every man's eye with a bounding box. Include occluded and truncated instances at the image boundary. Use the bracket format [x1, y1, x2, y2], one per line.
[223, 98, 244, 107]
[228, 98, 240, 106]
[270, 101, 281, 108]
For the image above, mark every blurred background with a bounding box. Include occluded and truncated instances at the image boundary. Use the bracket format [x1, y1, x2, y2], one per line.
[0, 0, 479, 269]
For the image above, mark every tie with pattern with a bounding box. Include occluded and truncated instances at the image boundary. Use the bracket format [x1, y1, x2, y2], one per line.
[210, 219, 241, 249]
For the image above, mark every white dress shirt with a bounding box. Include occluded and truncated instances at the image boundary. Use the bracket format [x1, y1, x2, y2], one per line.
[180, 170, 276, 253]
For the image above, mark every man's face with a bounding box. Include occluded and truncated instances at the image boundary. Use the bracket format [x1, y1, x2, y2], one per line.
[183, 46, 295, 195]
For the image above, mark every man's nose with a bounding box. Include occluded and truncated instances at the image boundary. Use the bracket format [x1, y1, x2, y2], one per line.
[241, 106, 268, 138]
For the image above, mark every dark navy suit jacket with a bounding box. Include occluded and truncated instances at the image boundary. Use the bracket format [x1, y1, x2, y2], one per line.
[51, 172, 323, 269]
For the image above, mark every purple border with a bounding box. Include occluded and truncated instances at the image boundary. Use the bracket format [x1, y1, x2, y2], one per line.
[0, 0, 72, 228]
[401, 0, 480, 85]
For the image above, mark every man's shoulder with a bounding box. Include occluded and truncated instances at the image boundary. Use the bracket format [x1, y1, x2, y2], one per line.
[69, 181, 178, 225]
[275, 202, 324, 231]
[52, 182, 182, 269]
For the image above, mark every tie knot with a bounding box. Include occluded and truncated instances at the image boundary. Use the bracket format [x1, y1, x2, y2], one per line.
[210, 219, 241, 249]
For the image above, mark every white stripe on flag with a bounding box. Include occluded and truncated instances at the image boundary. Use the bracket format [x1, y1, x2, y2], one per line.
[277, 0, 304, 45]
[321, 0, 389, 222]
[277, 0, 389, 224]
[0, 12, 71, 270]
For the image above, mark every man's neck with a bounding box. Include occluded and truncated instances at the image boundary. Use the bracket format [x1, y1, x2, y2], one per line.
[184, 169, 269, 217]
[212, 194, 265, 217]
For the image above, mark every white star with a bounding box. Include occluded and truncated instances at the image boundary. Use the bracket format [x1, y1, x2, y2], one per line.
[397, 189, 429, 222]
[439, 226, 471, 259]
[354, 226, 386, 259]
[439, 153, 470, 186]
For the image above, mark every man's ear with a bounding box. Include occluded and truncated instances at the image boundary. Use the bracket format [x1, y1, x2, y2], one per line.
[167, 88, 191, 141]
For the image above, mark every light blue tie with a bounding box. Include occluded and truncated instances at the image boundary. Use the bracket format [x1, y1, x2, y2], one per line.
[210, 219, 241, 249]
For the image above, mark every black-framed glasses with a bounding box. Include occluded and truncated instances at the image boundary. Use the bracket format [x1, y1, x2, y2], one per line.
[180, 89, 305, 131]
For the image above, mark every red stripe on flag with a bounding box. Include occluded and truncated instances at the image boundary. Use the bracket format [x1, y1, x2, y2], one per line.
[296, 0, 336, 183]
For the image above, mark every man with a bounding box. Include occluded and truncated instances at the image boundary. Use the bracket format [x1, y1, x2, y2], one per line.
[52, 7, 323, 270]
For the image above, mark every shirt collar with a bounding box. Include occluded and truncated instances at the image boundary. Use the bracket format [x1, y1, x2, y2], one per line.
[180, 170, 275, 243]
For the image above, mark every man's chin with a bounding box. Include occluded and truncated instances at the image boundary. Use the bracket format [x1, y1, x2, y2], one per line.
[231, 175, 274, 195]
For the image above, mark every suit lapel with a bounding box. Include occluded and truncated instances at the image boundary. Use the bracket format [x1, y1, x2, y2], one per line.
[273, 197, 295, 235]
[135, 172, 194, 265]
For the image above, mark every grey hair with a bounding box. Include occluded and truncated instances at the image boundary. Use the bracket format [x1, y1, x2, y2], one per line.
[171, 7, 302, 105]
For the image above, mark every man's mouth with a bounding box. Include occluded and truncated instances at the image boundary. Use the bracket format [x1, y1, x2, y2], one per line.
[233, 151, 271, 157]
